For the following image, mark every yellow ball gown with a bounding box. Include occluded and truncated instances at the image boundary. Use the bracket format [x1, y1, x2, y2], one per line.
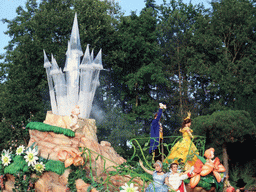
[164, 127, 198, 170]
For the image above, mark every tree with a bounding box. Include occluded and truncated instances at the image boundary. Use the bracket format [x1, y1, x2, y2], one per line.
[192, 110, 256, 175]
[108, 5, 167, 135]
[187, 0, 256, 116]
[156, 0, 207, 131]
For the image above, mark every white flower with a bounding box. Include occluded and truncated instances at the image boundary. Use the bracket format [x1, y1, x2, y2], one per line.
[16, 145, 25, 155]
[2, 149, 11, 156]
[120, 183, 139, 192]
[24, 148, 38, 166]
[34, 162, 45, 173]
[1, 153, 11, 166]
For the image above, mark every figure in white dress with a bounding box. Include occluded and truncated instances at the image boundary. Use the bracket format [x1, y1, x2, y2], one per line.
[165, 163, 192, 192]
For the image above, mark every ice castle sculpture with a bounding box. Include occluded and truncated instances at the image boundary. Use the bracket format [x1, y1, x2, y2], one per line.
[43, 13, 103, 119]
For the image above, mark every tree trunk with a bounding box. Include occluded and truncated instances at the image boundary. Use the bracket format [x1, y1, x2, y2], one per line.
[178, 46, 183, 117]
[135, 83, 138, 107]
[222, 143, 229, 176]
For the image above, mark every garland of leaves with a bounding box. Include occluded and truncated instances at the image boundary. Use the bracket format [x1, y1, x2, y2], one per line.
[26, 122, 75, 137]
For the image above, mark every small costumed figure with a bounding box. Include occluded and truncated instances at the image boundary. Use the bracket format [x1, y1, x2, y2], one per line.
[165, 163, 192, 192]
[70, 105, 80, 131]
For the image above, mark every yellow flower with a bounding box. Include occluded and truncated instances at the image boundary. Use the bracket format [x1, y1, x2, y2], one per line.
[34, 162, 45, 173]
[16, 145, 25, 155]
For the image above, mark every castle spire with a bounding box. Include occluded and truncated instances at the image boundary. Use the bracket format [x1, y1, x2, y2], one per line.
[80, 44, 92, 67]
[93, 49, 103, 69]
[43, 50, 51, 68]
[43, 50, 58, 114]
[69, 12, 83, 57]
[50, 54, 62, 75]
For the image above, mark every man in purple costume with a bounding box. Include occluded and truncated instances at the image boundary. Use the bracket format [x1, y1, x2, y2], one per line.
[149, 103, 166, 161]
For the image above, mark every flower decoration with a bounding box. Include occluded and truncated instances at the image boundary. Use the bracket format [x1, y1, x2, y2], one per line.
[1, 152, 11, 166]
[190, 157, 226, 188]
[211, 157, 226, 182]
[34, 162, 45, 173]
[24, 148, 39, 166]
[16, 145, 25, 155]
[190, 159, 203, 188]
[120, 183, 139, 192]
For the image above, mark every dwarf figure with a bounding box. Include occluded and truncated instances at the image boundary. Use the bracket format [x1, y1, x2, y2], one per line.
[70, 105, 80, 131]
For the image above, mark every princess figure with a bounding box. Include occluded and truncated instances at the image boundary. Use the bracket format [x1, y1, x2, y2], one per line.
[139, 160, 169, 192]
[164, 112, 198, 170]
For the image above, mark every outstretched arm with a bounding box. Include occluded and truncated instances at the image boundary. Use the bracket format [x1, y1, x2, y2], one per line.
[155, 108, 163, 122]
[186, 129, 194, 139]
[151, 104, 166, 132]
[139, 160, 154, 175]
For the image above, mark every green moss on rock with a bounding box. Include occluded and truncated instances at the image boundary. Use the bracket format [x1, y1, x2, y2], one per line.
[26, 122, 75, 137]
[45, 160, 66, 175]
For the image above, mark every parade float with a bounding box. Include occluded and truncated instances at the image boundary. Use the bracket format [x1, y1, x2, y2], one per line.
[0, 13, 228, 192]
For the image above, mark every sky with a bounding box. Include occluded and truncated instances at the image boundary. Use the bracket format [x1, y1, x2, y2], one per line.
[0, 0, 211, 57]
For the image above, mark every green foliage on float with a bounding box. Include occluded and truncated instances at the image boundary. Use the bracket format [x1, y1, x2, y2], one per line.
[4, 155, 27, 175]
[26, 122, 75, 137]
[45, 160, 66, 175]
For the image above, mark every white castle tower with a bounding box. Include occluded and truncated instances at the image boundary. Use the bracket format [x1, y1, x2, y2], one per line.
[44, 13, 103, 118]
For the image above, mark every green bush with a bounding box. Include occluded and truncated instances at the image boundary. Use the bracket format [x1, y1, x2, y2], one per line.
[230, 162, 256, 189]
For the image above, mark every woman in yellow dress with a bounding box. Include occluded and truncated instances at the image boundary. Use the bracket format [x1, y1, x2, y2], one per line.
[164, 112, 198, 170]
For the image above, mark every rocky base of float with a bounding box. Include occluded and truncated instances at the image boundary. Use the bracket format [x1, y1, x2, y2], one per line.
[2, 111, 127, 191]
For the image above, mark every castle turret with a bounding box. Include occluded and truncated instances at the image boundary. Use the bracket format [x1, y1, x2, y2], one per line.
[44, 13, 103, 118]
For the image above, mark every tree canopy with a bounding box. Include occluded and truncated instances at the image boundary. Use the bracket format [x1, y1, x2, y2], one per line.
[192, 110, 256, 175]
